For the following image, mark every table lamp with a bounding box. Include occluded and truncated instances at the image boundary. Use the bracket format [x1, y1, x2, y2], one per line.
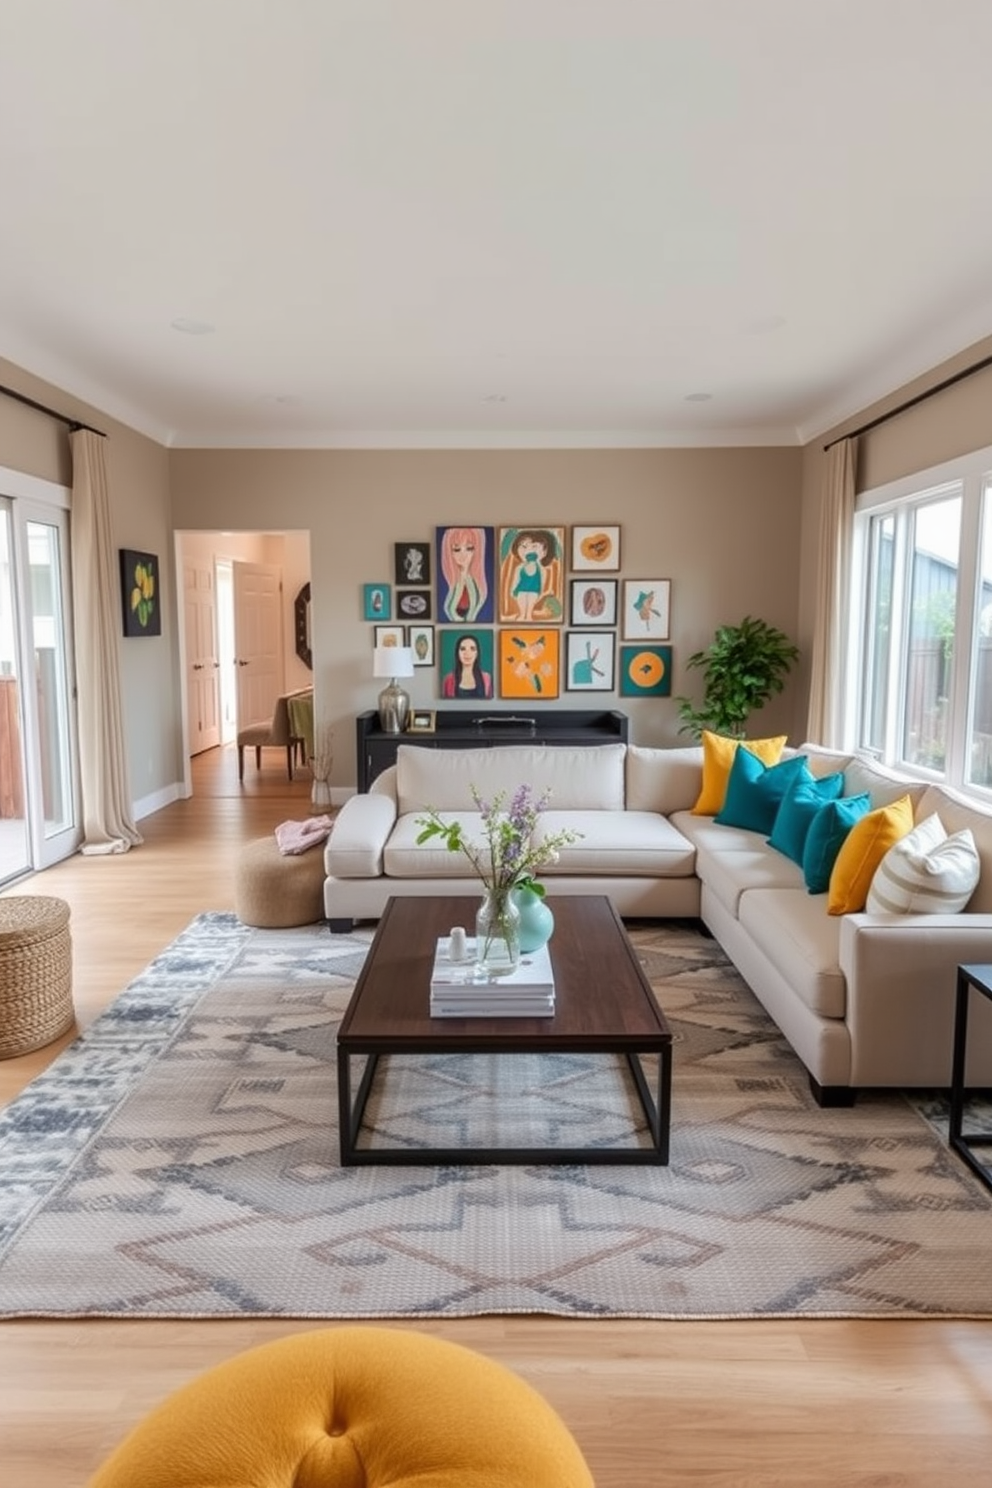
[373, 646, 415, 733]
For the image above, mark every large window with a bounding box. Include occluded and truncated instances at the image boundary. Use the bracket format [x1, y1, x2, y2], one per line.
[850, 449, 989, 796]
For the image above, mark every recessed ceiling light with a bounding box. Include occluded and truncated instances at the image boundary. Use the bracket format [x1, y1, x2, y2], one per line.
[170, 317, 216, 335]
[684, 392, 712, 402]
[483, 393, 507, 403]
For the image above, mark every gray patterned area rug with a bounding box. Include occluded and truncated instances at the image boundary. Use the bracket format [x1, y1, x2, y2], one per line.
[1, 911, 990, 1320]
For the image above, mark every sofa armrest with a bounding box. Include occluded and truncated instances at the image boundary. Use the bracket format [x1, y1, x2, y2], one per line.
[838, 912, 992, 1083]
[324, 792, 397, 878]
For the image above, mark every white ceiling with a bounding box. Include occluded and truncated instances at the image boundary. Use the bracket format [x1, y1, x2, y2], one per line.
[2, 0, 992, 450]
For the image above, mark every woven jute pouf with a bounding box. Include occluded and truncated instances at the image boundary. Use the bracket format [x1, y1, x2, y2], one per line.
[234, 836, 326, 928]
[0, 895, 74, 1059]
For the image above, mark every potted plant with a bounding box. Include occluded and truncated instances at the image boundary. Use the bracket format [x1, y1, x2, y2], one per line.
[676, 615, 799, 739]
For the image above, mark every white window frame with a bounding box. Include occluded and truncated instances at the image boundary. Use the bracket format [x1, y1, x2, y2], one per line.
[849, 443, 992, 800]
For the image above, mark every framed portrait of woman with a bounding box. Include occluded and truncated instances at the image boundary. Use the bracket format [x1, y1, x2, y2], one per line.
[497, 526, 565, 624]
[438, 628, 495, 699]
[435, 526, 495, 625]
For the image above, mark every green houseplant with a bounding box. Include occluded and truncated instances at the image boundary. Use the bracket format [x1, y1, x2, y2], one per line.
[676, 615, 799, 739]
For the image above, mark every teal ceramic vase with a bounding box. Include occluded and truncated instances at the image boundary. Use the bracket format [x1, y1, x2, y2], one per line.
[510, 883, 555, 953]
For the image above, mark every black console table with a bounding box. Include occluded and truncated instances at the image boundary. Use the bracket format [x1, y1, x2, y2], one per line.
[355, 708, 629, 792]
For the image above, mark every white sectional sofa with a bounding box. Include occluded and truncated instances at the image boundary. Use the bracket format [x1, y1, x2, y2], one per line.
[323, 739, 992, 1102]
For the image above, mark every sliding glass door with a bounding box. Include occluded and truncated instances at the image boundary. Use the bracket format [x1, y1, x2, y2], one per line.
[0, 489, 79, 883]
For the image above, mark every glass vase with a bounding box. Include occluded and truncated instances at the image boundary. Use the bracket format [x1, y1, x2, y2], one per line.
[474, 888, 521, 979]
[510, 883, 555, 953]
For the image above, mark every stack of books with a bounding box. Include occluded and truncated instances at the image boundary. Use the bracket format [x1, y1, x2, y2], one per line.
[429, 936, 555, 1018]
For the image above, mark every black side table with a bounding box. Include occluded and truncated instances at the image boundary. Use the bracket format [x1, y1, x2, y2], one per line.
[949, 964, 992, 1193]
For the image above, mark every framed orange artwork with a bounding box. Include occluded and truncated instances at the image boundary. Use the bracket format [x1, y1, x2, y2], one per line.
[498, 627, 561, 699]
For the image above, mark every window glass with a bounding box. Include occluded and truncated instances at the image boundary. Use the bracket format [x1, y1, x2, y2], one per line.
[970, 482, 992, 787]
[862, 511, 894, 755]
[901, 497, 960, 772]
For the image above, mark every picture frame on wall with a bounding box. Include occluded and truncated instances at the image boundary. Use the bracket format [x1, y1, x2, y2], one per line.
[408, 623, 435, 666]
[119, 548, 161, 637]
[569, 577, 618, 627]
[619, 644, 673, 697]
[396, 588, 432, 621]
[373, 624, 405, 648]
[498, 627, 561, 699]
[394, 541, 431, 587]
[621, 578, 671, 640]
[363, 582, 391, 621]
[438, 628, 495, 699]
[497, 526, 565, 624]
[570, 525, 621, 571]
[565, 631, 615, 692]
[435, 525, 496, 624]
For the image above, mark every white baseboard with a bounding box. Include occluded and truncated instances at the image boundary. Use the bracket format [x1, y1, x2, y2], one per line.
[134, 783, 181, 820]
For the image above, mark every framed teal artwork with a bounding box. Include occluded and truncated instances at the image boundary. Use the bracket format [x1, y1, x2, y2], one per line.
[619, 644, 672, 697]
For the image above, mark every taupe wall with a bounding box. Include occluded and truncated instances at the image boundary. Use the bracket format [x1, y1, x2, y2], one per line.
[170, 446, 805, 786]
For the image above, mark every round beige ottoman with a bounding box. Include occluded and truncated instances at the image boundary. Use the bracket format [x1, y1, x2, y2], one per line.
[87, 1326, 594, 1488]
[234, 836, 326, 928]
[0, 895, 74, 1059]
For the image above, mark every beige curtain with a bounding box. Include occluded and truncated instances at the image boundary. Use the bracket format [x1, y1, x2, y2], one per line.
[70, 428, 143, 854]
[806, 437, 857, 746]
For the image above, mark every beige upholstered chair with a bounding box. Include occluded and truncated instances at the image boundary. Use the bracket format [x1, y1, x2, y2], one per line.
[236, 687, 312, 782]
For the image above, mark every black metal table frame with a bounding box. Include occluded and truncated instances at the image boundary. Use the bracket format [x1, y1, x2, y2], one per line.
[337, 1039, 672, 1167]
[948, 963, 992, 1194]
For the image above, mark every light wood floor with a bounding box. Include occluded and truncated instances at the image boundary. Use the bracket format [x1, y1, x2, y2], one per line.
[1, 745, 991, 1487]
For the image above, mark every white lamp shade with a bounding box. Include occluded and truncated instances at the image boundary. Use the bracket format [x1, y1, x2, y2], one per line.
[373, 645, 414, 679]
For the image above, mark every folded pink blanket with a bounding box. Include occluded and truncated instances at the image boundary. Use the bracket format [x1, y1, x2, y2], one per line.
[275, 815, 334, 855]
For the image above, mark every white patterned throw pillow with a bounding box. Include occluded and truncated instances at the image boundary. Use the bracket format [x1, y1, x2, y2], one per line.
[865, 812, 980, 914]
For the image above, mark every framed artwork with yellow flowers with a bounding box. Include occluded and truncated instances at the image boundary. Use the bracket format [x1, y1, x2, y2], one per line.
[120, 548, 161, 637]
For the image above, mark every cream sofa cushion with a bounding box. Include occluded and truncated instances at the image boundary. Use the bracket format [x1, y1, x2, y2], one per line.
[842, 754, 928, 810]
[625, 745, 703, 815]
[394, 742, 626, 815]
[738, 888, 847, 1019]
[534, 810, 696, 877]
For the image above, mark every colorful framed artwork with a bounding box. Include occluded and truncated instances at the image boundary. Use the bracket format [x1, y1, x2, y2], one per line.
[621, 578, 671, 640]
[570, 525, 621, 572]
[569, 577, 618, 627]
[394, 541, 431, 587]
[363, 582, 391, 621]
[497, 526, 565, 623]
[408, 623, 435, 667]
[620, 644, 673, 697]
[438, 628, 495, 699]
[435, 526, 495, 624]
[119, 548, 161, 637]
[565, 631, 615, 692]
[498, 627, 561, 699]
[396, 588, 432, 621]
[373, 624, 405, 648]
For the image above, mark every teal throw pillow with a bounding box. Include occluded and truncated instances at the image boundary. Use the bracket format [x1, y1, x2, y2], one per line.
[768, 770, 846, 865]
[802, 793, 871, 894]
[714, 749, 809, 835]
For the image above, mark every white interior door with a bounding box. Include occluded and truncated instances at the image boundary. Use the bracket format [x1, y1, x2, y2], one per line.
[183, 559, 220, 754]
[233, 560, 284, 727]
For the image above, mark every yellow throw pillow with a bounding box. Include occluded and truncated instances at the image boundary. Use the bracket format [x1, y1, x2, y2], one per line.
[827, 794, 915, 915]
[691, 731, 788, 816]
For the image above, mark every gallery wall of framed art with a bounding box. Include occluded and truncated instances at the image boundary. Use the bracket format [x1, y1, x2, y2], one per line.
[359, 524, 674, 705]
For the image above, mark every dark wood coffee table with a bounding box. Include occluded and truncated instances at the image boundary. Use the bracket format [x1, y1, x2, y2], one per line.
[336, 894, 672, 1166]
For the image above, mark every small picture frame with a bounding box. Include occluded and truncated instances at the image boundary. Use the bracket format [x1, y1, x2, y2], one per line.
[394, 542, 431, 587]
[619, 644, 673, 697]
[119, 548, 161, 637]
[363, 582, 391, 621]
[408, 623, 435, 666]
[373, 624, 405, 648]
[396, 588, 432, 621]
[622, 579, 671, 640]
[571, 525, 621, 571]
[407, 709, 437, 734]
[565, 631, 615, 692]
[569, 577, 618, 627]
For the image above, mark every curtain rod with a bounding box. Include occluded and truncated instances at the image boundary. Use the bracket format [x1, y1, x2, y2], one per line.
[0, 381, 105, 438]
[824, 350, 992, 451]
